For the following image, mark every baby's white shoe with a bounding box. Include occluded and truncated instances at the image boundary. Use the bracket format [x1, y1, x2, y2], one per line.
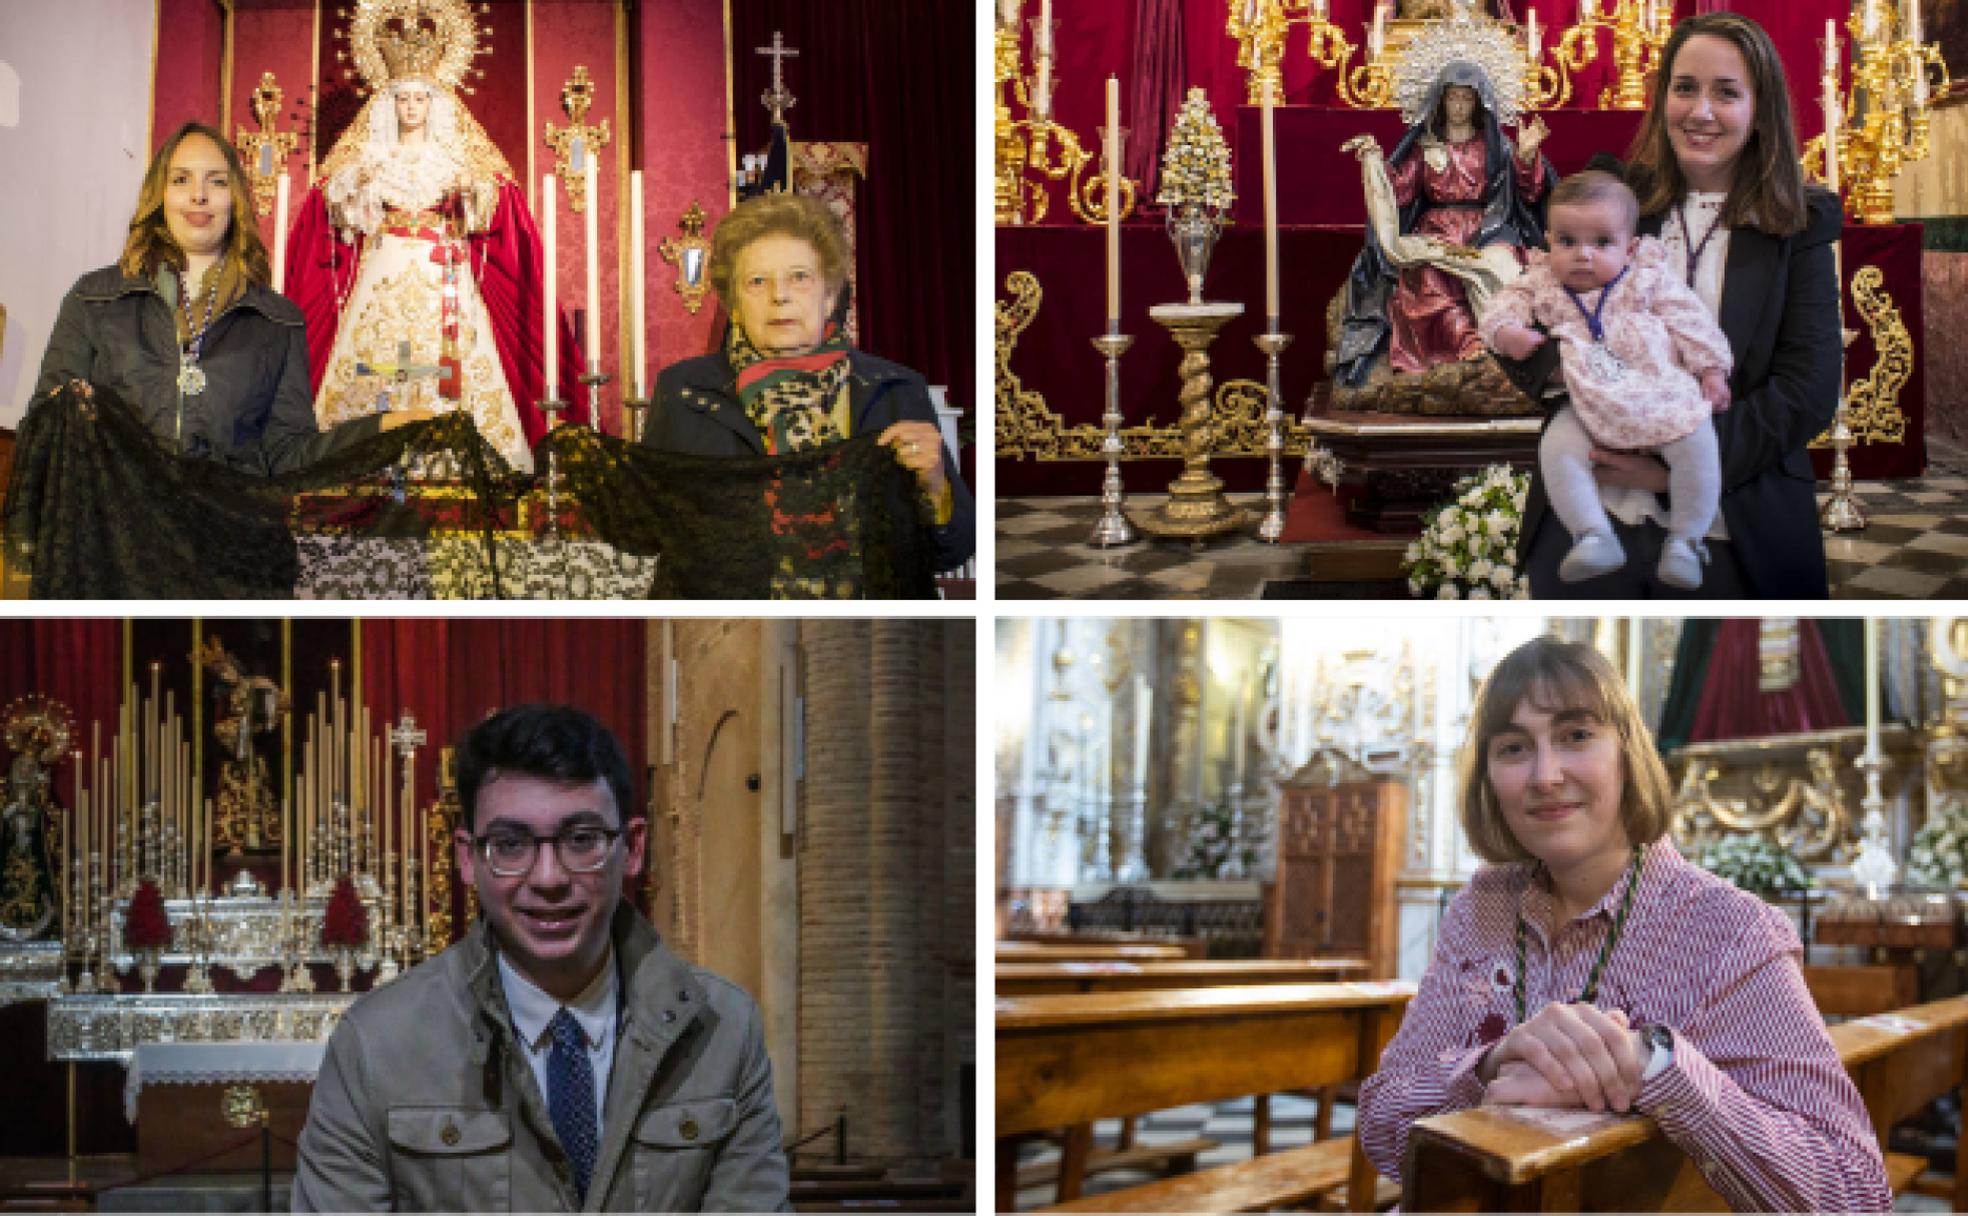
[1558, 529, 1626, 582]
[1657, 534, 1707, 590]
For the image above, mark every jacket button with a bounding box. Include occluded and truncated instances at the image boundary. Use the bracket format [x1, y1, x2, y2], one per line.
[680, 1118, 699, 1141]
[440, 1122, 460, 1146]
[662, 1009, 677, 1023]
[678, 990, 691, 1002]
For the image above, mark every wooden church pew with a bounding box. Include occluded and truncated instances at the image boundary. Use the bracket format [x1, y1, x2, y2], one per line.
[1399, 993, 1968, 1211]
[996, 982, 1413, 1211]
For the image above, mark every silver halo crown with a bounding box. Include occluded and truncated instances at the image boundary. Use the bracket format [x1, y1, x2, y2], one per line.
[1391, 5, 1529, 128]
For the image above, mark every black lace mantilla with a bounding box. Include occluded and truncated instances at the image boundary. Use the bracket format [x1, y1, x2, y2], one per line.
[2, 386, 939, 600]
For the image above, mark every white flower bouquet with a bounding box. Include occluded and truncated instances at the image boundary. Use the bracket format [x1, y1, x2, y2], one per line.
[1907, 802, 1968, 888]
[1403, 465, 1530, 600]
[1699, 833, 1812, 900]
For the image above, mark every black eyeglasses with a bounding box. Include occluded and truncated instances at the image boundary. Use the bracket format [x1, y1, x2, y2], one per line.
[473, 826, 621, 877]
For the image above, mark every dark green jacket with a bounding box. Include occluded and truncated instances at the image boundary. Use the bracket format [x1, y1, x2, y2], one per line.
[32, 265, 375, 475]
[292, 905, 791, 1212]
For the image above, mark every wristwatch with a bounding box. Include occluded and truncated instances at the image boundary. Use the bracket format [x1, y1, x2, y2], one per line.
[1637, 1021, 1674, 1081]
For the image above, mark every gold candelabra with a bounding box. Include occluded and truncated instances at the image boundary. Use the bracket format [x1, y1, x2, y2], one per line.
[1803, 2, 1949, 226]
[1227, 0, 1394, 110]
[994, 1, 1137, 226]
[1553, 0, 1673, 110]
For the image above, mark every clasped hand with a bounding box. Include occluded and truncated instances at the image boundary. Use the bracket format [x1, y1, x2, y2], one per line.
[878, 421, 947, 501]
[1479, 1002, 1647, 1113]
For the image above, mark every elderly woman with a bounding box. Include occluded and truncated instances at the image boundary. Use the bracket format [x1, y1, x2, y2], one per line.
[643, 193, 974, 578]
[29, 122, 423, 475]
[1357, 636, 1888, 1212]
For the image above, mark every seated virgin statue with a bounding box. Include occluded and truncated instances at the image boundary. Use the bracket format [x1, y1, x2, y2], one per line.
[1329, 16, 1557, 415]
[285, 62, 586, 472]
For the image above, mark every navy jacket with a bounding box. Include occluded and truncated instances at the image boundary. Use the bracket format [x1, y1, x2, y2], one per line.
[644, 350, 976, 573]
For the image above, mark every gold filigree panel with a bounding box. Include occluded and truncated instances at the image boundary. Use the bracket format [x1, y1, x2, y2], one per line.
[1669, 725, 1917, 863]
[995, 271, 1313, 461]
[1812, 265, 1911, 450]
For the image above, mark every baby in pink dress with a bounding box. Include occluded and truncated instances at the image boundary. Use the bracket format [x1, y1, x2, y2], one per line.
[1479, 171, 1734, 589]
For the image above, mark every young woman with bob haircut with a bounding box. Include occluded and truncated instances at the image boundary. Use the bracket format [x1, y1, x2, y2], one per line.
[1357, 636, 1888, 1212]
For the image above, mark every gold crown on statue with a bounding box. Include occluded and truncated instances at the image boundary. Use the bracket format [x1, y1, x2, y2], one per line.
[378, 15, 444, 82]
[336, 0, 491, 95]
[1390, 2, 1529, 128]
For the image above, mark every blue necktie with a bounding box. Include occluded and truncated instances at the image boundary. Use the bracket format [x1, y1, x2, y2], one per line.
[546, 1008, 599, 1201]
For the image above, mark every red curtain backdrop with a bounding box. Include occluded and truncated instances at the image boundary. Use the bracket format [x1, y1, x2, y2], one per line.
[1688, 619, 1852, 742]
[1128, 0, 1188, 199]
[730, 1, 975, 419]
[358, 618, 649, 830]
[152, 0, 225, 152]
[1033, 0, 1844, 231]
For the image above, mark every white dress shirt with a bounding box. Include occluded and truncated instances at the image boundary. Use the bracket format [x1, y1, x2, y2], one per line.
[498, 947, 617, 1135]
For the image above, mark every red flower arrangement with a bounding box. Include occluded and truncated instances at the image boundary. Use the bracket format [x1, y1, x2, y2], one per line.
[123, 878, 171, 950]
[320, 874, 370, 948]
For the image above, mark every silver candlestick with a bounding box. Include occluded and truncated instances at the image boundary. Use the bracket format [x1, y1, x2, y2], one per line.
[578, 362, 614, 435]
[1089, 330, 1138, 547]
[537, 395, 569, 542]
[1253, 328, 1293, 542]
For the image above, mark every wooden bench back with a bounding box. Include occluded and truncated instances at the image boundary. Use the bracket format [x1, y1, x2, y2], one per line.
[1402, 992, 1968, 1212]
[995, 941, 1188, 962]
[996, 982, 1413, 1138]
[1804, 963, 1920, 1019]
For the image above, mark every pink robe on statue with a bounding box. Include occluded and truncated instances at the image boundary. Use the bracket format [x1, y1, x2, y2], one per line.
[283, 178, 590, 450]
[1385, 135, 1547, 373]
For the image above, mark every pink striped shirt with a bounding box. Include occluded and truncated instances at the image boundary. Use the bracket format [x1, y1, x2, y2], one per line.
[1357, 839, 1889, 1212]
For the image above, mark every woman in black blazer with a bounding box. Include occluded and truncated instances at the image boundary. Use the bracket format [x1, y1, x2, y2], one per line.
[1514, 12, 1842, 598]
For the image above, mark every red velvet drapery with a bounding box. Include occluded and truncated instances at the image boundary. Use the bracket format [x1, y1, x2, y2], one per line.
[357, 618, 649, 830]
[1688, 619, 1852, 742]
[1033, 0, 1845, 229]
[730, 1, 974, 419]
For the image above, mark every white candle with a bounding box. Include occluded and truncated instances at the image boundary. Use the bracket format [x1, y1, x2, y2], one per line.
[1917, 63, 1929, 108]
[1036, 53, 1052, 120]
[1581, 0, 1595, 19]
[584, 158, 600, 368]
[1313, 0, 1327, 20]
[1863, 0, 1879, 43]
[1230, 688, 1247, 789]
[1040, 0, 1053, 55]
[272, 172, 290, 294]
[630, 170, 647, 401]
[1105, 75, 1121, 332]
[997, 0, 1017, 29]
[1132, 677, 1151, 793]
[1911, 0, 1923, 45]
[543, 174, 558, 401]
[1825, 80, 1841, 192]
[1865, 618, 1881, 758]
[1371, 3, 1387, 58]
[1261, 76, 1279, 326]
[1825, 19, 1839, 76]
[1527, 9, 1541, 61]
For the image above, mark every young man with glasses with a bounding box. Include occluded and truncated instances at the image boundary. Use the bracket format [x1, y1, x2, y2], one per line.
[293, 704, 791, 1211]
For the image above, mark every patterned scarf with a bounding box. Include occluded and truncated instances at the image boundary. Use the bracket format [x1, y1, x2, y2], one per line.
[728, 322, 853, 453]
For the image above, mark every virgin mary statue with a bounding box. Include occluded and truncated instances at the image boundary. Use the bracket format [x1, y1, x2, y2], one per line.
[284, 0, 586, 471]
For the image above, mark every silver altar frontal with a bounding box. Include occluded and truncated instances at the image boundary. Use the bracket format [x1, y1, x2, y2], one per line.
[46, 991, 357, 1065]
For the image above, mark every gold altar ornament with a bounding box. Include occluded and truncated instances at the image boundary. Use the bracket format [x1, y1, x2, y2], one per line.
[1391, 2, 1530, 127]
[1809, 265, 1910, 450]
[657, 202, 712, 315]
[993, 0, 1139, 226]
[334, 0, 492, 97]
[1801, 2, 1950, 225]
[235, 73, 300, 218]
[1551, 0, 1674, 111]
[223, 1084, 269, 1130]
[995, 271, 1310, 461]
[544, 66, 611, 215]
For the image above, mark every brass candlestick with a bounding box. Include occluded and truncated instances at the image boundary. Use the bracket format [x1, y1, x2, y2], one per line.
[1088, 331, 1138, 548]
[621, 395, 651, 445]
[1253, 330, 1294, 542]
[1804, 6, 1949, 224]
[993, 1, 1137, 225]
[1136, 302, 1248, 541]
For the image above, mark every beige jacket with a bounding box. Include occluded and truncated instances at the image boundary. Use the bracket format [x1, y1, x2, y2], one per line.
[292, 905, 790, 1212]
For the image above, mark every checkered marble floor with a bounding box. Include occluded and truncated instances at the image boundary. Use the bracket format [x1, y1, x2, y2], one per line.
[997, 444, 1968, 601]
[1010, 1093, 1950, 1211]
